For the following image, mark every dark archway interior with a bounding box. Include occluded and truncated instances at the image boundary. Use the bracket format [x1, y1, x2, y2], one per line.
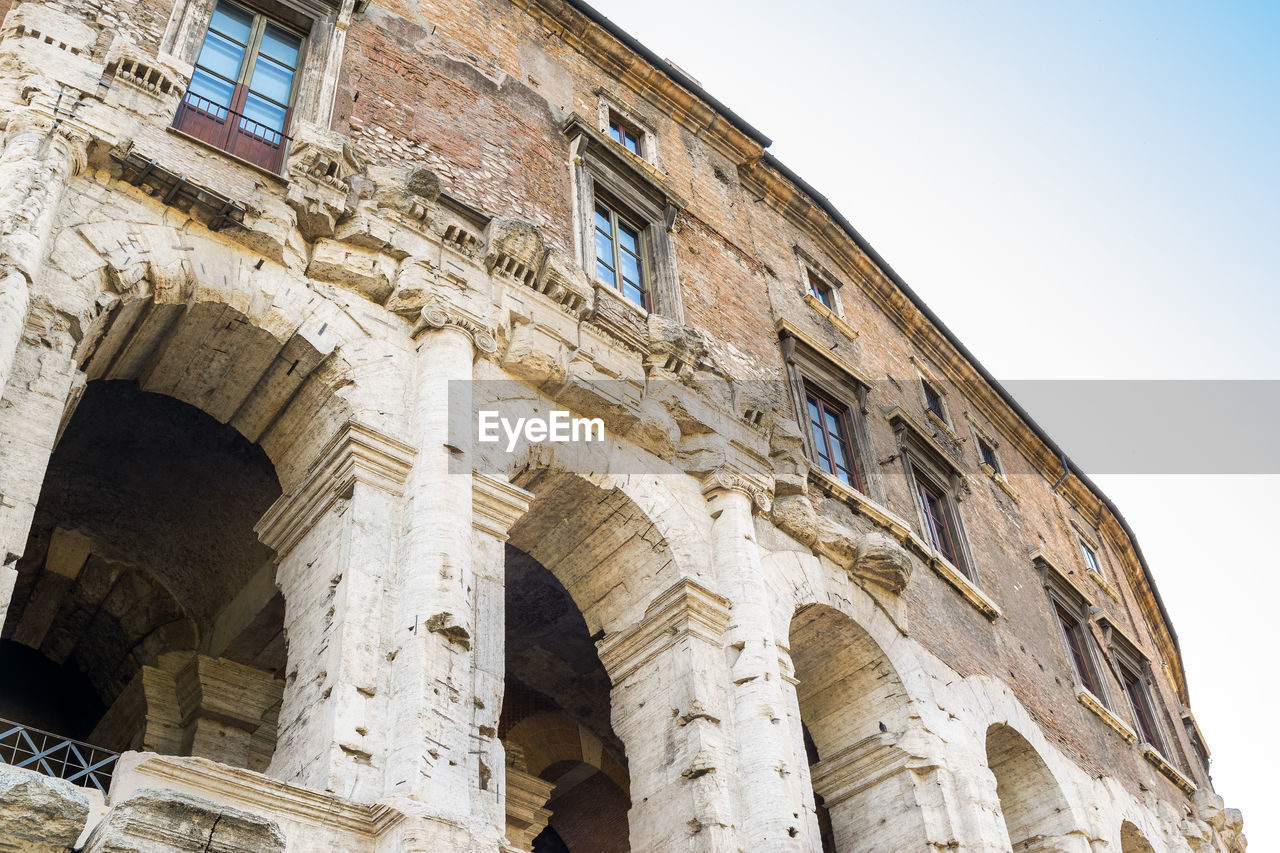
[503, 543, 629, 853]
[1, 380, 283, 741]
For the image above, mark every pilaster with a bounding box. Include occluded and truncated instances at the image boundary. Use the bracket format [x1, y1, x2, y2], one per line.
[256, 420, 414, 801]
[598, 578, 738, 852]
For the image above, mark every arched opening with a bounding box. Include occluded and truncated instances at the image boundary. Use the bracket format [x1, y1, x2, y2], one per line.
[1120, 821, 1158, 853]
[986, 724, 1076, 851]
[1, 381, 286, 780]
[501, 544, 629, 853]
[789, 603, 911, 852]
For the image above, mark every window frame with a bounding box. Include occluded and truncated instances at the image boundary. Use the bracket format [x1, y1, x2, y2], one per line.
[566, 114, 685, 322]
[892, 421, 977, 581]
[608, 112, 644, 157]
[779, 327, 879, 501]
[977, 436, 1000, 473]
[921, 377, 947, 422]
[174, 0, 306, 171]
[1078, 535, 1104, 577]
[592, 195, 651, 311]
[1036, 555, 1114, 707]
[807, 269, 835, 310]
[804, 382, 863, 491]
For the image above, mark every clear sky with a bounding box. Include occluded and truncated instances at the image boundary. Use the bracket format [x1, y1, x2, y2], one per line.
[584, 0, 1278, 845]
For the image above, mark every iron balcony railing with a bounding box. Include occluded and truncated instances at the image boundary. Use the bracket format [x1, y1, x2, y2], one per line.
[172, 90, 293, 173]
[0, 718, 118, 792]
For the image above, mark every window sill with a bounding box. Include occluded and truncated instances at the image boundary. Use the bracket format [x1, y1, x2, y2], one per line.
[925, 408, 959, 441]
[979, 463, 1020, 502]
[802, 293, 859, 342]
[929, 553, 1001, 620]
[1087, 569, 1120, 601]
[592, 278, 649, 319]
[1140, 743, 1197, 793]
[166, 126, 289, 184]
[1076, 687, 1136, 742]
[808, 469, 915, 544]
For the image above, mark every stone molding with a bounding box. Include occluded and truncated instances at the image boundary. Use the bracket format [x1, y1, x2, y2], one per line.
[597, 578, 729, 685]
[700, 465, 772, 513]
[472, 473, 533, 540]
[1076, 687, 1137, 744]
[503, 766, 555, 851]
[1140, 743, 1197, 794]
[411, 300, 498, 354]
[256, 420, 415, 556]
[111, 753, 406, 838]
[808, 733, 909, 810]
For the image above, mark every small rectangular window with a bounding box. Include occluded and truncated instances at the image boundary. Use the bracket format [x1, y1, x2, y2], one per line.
[807, 269, 834, 309]
[805, 385, 861, 490]
[174, 0, 304, 172]
[1079, 538, 1103, 576]
[594, 199, 648, 310]
[1120, 664, 1160, 747]
[608, 114, 642, 156]
[978, 438, 999, 472]
[922, 379, 946, 420]
[1056, 604, 1100, 695]
[915, 471, 958, 566]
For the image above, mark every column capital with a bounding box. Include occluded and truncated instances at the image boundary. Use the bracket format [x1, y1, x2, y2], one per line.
[412, 299, 498, 354]
[3, 109, 90, 177]
[256, 420, 415, 555]
[472, 472, 532, 540]
[597, 578, 730, 685]
[700, 465, 773, 513]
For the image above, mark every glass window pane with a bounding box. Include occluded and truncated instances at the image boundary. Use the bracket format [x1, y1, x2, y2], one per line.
[824, 410, 844, 439]
[618, 223, 639, 253]
[622, 281, 646, 307]
[624, 134, 639, 154]
[619, 250, 641, 285]
[210, 2, 253, 43]
[596, 260, 616, 287]
[807, 399, 822, 426]
[187, 69, 235, 110]
[241, 94, 287, 133]
[609, 124, 622, 143]
[259, 24, 302, 68]
[594, 206, 612, 232]
[195, 31, 247, 80]
[595, 229, 614, 264]
[249, 56, 296, 105]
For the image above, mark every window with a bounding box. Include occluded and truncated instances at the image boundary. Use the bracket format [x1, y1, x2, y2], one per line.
[1079, 537, 1103, 576]
[805, 384, 861, 490]
[593, 199, 648, 310]
[914, 470, 959, 566]
[922, 378, 946, 421]
[174, 0, 304, 171]
[807, 269, 835, 309]
[608, 113, 642, 156]
[1055, 604, 1101, 696]
[977, 437, 999, 473]
[566, 115, 683, 321]
[1119, 662, 1161, 747]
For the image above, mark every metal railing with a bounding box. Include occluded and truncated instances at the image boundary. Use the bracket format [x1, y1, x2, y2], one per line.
[0, 718, 118, 792]
[172, 90, 292, 173]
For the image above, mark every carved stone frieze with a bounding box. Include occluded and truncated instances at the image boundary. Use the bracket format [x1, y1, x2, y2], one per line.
[413, 299, 498, 354]
[285, 120, 364, 241]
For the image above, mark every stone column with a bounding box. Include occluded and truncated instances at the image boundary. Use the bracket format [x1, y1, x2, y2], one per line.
[256, 421, 415, 801]
[0, 115, 86, 399]
[598, 579, 739, 853]
[472, 473, 533, 843]
[381, 305, 498, 829]
[0, 115, 87, 623]
[703, 469, 812, 851]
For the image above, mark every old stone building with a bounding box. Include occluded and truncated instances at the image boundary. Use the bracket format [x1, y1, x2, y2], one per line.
[0, 0, 1249, 850]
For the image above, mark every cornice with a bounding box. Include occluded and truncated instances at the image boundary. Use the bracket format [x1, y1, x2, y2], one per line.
[472, 473, 533, 540]
[256, 420, 416, 555]
[597, 578, 730, 684]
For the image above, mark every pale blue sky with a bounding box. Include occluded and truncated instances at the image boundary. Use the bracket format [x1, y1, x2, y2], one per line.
[586, 0, 1278, 845]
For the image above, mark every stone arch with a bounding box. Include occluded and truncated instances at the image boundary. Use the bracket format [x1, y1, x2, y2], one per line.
[986, 723, 1079, 851]
[787, 602, 916, 852]
[1121, 820, 1159, 853]
[54, 221, 413, 491]
[2, 380, 284, 772]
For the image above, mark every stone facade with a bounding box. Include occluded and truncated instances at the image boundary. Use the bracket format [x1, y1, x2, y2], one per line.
[0, 0, 1247, 851]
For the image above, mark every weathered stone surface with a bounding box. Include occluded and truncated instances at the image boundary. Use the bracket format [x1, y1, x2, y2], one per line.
[852, 531, 913, 593]
[0, 765, 91, 853]
[83, 789, 285, 853]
